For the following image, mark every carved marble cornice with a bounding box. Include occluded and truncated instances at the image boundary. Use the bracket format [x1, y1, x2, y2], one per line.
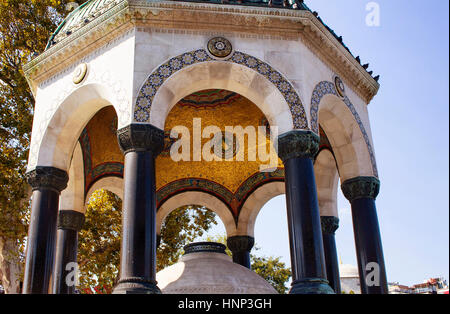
[24, 1, 379, 103]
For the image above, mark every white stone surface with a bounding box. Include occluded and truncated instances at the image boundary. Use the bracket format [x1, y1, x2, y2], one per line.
[156, 251, 278, 294]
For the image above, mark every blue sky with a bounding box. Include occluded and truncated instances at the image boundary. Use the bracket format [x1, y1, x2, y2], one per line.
[206, 0, 449, 287]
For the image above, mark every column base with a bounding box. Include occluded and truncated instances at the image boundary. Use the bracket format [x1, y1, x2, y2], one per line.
[112, 278, 161, 294]
[289, 278, 335, 294]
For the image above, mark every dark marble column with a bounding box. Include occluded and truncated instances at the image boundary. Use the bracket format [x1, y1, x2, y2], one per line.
[112, 124, 164, 294]
[341, 176, 388, 294]
[52, 210, 85, 294]
[321, 216, 341, 294]
[227, 236, 255, 269]
[23, 167, 68, 294]
[278, 130, 334, 294]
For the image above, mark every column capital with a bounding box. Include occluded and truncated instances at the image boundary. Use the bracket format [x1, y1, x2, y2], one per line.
[57, 210, 85, 231]
[341, 176, 380, 202]
[278, 130, 320, 162]
[26, 166, 68, 192]
[320, 216, 339, 235]
[117, 123, 164, 155]
[227, 236, 255, 252]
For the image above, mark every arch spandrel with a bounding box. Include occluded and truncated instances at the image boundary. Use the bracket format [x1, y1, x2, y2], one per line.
[134, 50, 309, 134]
[29, 83, 126, 173]
[310, 81, 378, 180]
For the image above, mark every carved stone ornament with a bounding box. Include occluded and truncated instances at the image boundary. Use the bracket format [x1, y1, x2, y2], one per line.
[57, 210, 85, 231]
[26, 166, 69, 192]
[116, 124, 165, 155]
[341, 176, 380, 202]
[334, 75, 345, 98]
[320, 216, 340, 235]
[207, 37, 233, 59]
[184, 242, 227, 255]
[278, 130, 320, 162]
[72, 63, 88, 84]
[227, 236, 255, 253]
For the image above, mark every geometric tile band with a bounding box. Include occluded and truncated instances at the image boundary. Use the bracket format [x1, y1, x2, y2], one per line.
[135, 49, 308, 130]
[310, 81, 378, 178]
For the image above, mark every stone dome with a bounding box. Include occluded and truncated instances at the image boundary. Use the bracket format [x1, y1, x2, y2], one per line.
[156, 242, 278, 294]
[339, 263, 359, 278]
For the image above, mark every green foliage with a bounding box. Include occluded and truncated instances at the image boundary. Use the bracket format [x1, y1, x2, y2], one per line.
[157, 205, 217, 271]
[251, 255, 291, 294]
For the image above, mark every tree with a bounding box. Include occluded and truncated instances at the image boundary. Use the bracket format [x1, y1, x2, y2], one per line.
[205, 234, 292, 294]
[0, 0, 86, 293]
[77, 189, 217, 293]
[251, 256, 291, 294]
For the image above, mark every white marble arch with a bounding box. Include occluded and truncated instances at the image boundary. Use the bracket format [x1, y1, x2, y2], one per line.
[59, 142, 85, 214]
[236, 182, 285, 238]
[235, 154, 340, 237]
[314, 149, 339, 218]
[85, 176, 124, 211]
[156, 191, 237, 238]
[318, 94, 375, 182]
[147, 61, 295, 135]
[30, 83, 123, 173]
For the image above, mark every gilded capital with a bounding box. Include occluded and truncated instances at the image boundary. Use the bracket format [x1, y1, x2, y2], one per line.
[341, 176, 380, 202]
[278, 130, 320, 162]
[117, 124, 165, 155]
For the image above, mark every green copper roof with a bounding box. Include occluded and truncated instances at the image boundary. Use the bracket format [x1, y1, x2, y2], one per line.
[46, 0, 123, 49]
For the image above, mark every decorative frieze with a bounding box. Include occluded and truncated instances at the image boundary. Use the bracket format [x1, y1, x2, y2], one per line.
[278, 130, 320, 162]
[24, 1, 379, 104]
[26, 166, 69, 192]
[341, 176, 380, 202]
[116, 123, 165, 154]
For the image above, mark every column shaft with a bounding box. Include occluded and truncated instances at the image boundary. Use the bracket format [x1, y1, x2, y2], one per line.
[23, 167, 68, 294]
[351, 198, 388, 294]
[321, 216, 341, 294]
[279, 131, 333, 294]
[52, 210, 85, 294]
[113, 124, 164, 294]
[342, 176, 388, 294]
[52, 229, 78, 294]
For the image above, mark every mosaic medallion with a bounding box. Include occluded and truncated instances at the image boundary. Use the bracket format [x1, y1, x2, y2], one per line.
[207, 37, 233, 58]
[73, 63, 88, 84]
[334, 75, 345, 98]
[212, 131, 239, 159]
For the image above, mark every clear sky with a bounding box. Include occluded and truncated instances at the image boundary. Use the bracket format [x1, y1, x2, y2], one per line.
[205, 0, 449, 287]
